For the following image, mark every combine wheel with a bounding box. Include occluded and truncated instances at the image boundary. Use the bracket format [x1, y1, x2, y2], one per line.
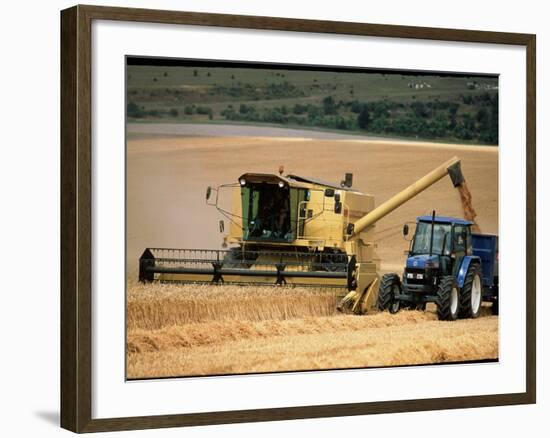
[436, 276, 459, 321]
[459, 264, 482, 319]
[378, 273, 401, 314]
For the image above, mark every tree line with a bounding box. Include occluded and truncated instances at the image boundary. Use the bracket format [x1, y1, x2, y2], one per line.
[218, 93, 498, 144]
[127, 91, 498, 144]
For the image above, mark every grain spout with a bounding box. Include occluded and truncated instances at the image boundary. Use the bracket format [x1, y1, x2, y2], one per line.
[457, 181, 481, 233]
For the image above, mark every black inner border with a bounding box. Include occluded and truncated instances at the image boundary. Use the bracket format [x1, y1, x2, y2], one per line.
[127, 55, 498, 79]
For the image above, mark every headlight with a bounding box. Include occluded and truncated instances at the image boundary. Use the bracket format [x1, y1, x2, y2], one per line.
[278, 181, 285, 188]
[239, 178, 246, 186]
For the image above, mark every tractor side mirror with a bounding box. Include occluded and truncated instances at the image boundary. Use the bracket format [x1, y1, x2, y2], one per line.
[341, 173, 353, 188]
[334, 193, 342, 214]
[219, 220, 225, 233]
[206, 186, 212, 200]
[403, 224, 409, 236]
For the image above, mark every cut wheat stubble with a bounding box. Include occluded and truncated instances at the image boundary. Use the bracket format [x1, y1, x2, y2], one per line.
[126, 281, 498, 378]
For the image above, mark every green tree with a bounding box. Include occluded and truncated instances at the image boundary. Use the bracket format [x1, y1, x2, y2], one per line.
[322, 96, 336, 115]
[127, 101, 144, 118]
[197, 106, 213, 116]
[476, 107, 489, 126]
[293, 103, 307, 115]
[489, 101, 499, 144]
[357, 106, 370, 130]
[411, 101, 428, 118]
[448, 103, 459, 117]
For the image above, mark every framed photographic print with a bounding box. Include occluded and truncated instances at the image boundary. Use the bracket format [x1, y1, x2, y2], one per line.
[60, 4, 536, 433]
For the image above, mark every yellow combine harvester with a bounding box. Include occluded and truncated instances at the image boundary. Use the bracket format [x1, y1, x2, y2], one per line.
[139, 156, 465, 313]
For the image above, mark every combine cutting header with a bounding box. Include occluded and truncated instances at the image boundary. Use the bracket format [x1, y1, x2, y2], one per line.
[139, 156, 465, 313]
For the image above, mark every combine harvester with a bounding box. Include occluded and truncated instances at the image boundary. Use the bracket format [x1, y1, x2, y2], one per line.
[139, 157, 466, 315]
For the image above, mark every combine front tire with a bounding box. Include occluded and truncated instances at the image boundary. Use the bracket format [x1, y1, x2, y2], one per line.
[459, 264, 482, 319]
[436, 276, 459, 321]
[378, 273, 401, 314]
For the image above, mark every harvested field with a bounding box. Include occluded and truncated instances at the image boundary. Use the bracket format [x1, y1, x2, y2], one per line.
[127, 282, 497, 378]
[126, 125, 499, 379]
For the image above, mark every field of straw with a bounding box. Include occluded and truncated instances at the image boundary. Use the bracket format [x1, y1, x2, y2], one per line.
[126, 281, 498, 379]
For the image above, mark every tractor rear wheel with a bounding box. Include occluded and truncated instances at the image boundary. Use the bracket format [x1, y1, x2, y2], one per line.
[378, 273, 401, 314]
[459, 264, 482, 319]
[436, 276, 460, 321]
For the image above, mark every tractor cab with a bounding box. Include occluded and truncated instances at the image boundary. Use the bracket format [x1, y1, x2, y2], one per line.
[377, 213, 483, 321]
[405, 215, 472, 278]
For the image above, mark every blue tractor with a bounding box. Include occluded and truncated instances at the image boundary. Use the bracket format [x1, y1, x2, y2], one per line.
[378, 212, 499, 321]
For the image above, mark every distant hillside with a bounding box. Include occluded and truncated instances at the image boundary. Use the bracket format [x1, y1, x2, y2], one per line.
[126, 64, 498, 145]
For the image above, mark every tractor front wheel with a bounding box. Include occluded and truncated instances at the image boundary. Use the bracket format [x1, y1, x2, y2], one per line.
[436, 276, 460, 321]
[378, 273, 401, 314]
[459, 264, 482, 319]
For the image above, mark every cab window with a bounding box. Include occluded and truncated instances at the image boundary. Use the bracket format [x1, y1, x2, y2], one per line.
[454, 225, 467, 254]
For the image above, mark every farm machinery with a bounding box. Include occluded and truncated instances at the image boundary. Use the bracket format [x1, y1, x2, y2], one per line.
[139, 156, 466, 314]
[378, 213, 499, 320]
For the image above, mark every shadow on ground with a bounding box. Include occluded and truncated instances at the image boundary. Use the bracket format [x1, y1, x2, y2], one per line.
[34, 411, 59, 427]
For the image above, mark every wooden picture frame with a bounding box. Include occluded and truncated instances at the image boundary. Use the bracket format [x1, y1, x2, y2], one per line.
[61, 4, 536, 433]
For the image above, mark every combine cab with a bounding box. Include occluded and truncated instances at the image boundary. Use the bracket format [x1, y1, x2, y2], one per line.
[139, 157, 467, 314]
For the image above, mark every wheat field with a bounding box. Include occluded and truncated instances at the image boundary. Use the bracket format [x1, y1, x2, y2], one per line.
[127, 281, 341, 329]
[126, 132, 499, 379]
[126, 281, 498, 379]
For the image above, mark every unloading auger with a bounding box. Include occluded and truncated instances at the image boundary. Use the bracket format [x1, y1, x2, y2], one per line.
[139, 156, 465, 314]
